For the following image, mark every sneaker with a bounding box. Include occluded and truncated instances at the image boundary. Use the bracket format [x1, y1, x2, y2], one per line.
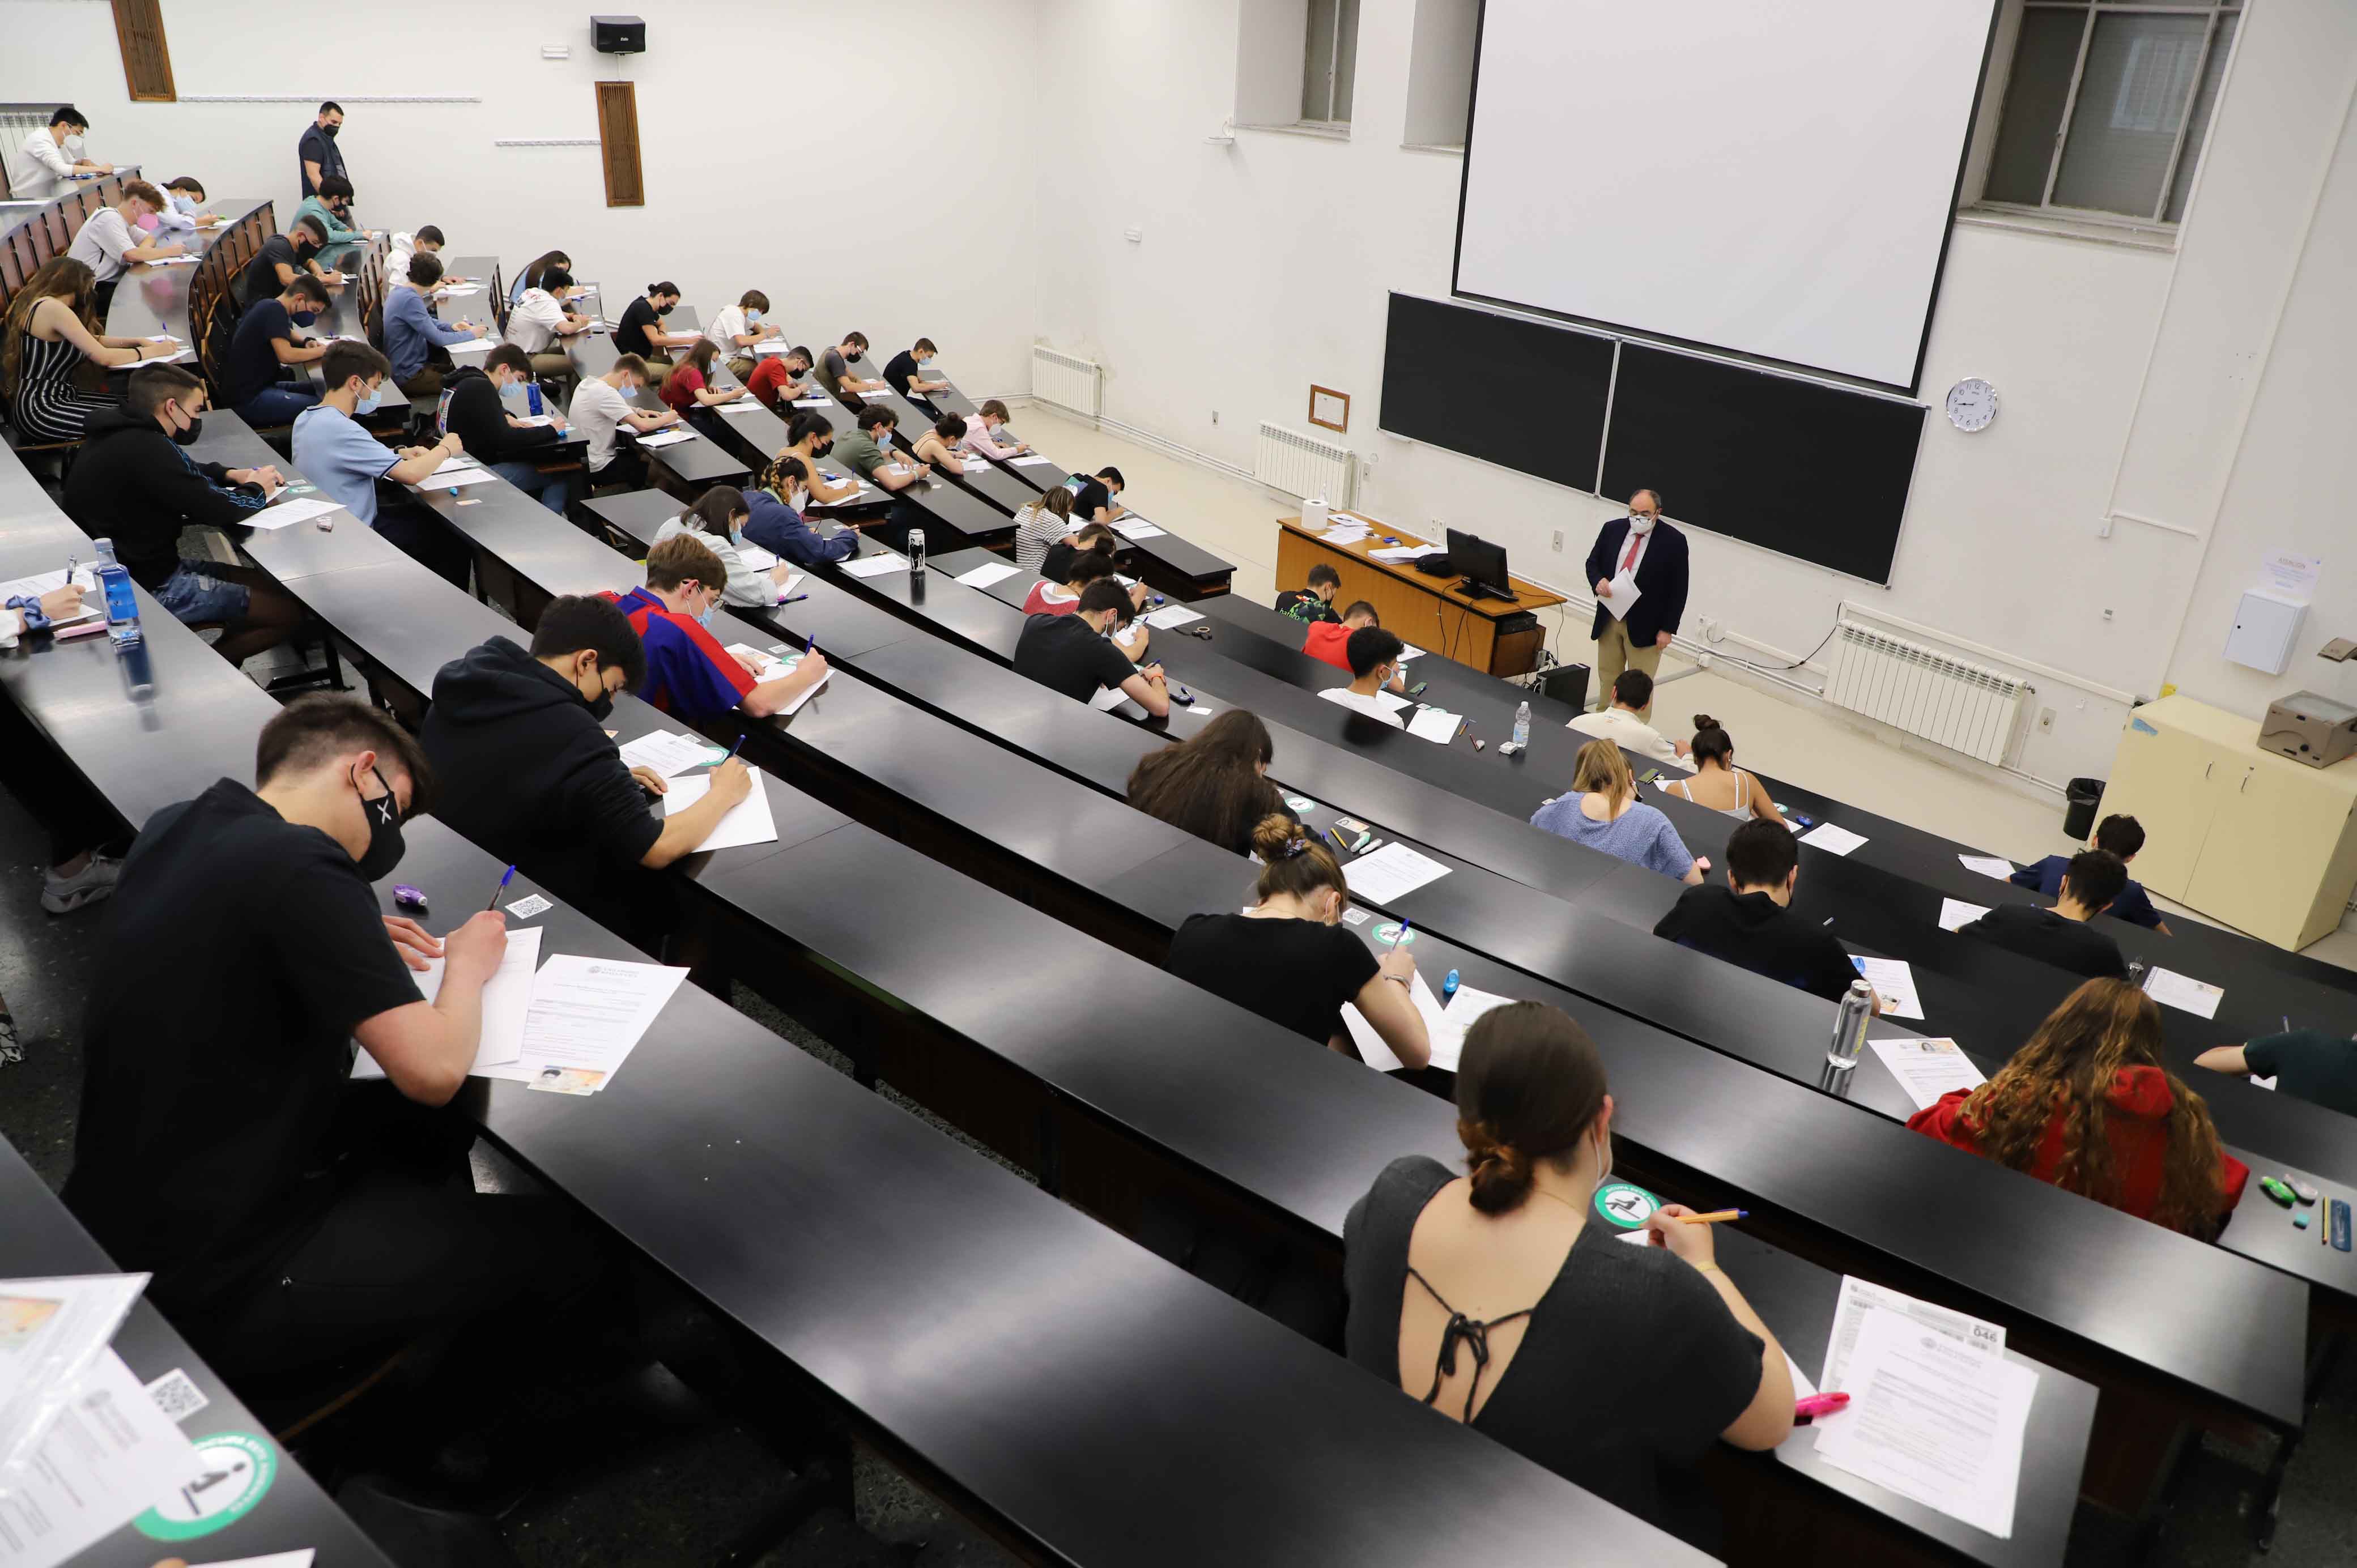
[41, 854, 121, 916]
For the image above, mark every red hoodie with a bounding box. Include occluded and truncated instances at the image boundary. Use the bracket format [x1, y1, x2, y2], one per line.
[1907, 1064, 2249, 1233]
[1304, 621, 1353, 672]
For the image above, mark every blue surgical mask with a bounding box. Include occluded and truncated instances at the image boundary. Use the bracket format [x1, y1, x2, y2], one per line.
[170, 193, 198, 215]
[355, 384, 384, 415]
[697, 600, 717, 628]
[743, 309, 763, 325]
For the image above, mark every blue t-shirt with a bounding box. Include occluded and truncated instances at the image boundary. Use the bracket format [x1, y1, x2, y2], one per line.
[606, 587, 756, 721]
[290, 404, 398, 525]
[2009, 855, 2162, 928]
[1530, 796, 1695, 881]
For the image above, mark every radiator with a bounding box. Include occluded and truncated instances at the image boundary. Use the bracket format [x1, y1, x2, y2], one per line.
[1823, 621, 2029, 766]
[1029, 347, 1101, 417]
[1254, 421, 1355, 506]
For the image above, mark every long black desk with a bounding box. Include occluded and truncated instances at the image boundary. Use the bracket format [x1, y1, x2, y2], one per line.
[925, 375, 1076, 489]
[566, 327, 748, 489]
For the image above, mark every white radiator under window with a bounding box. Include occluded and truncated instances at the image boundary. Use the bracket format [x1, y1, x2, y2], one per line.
[1029, 348, 1101, 417]
[1254, 421, 1355, 506]
[1823, 621, 2029, 766]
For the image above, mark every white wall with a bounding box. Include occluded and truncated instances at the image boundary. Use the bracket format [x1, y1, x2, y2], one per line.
[0, 0, 1047, 394]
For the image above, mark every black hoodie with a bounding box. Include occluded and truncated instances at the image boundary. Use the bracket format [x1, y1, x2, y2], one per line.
[440, 365, 564, 465]
[62, 408, 274, 589]
[420, 637, 665, 937]
[1652, 884, 1861, 1003]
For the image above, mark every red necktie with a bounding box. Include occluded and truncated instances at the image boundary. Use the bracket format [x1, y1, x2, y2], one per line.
[1621, 530, 1643, 574]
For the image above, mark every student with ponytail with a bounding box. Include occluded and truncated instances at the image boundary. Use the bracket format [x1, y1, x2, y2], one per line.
[1531, 739, 1704, 884]
[652, 485, 798, 607]
[658, 337, 746, 436]
[1164, 816, 1429, 1069]
[1343, 1002, 1791, 1539]
[777, 412, 863, 506]
[742, 453, 858, 568]
[612, 282, 697, 385]
[1662, 715, 1782, 823]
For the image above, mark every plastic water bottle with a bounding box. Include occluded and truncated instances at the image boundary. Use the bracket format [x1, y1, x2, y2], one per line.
[93, 539, 141, 647]
[1827, 980, 1874, 1071]
[1513, 701, 1531, 749]
[908, 527, 926, 577]
[526, 381, 544, 417]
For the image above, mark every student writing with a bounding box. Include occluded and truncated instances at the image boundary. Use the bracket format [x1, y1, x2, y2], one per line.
[569, 354, 679, 493]
[654, 486, 798, 607]
[1662, 716, 1781, 818]
[1012, 581, 1168, 717]
[2011, 815, 2171, 934]
[1126, 710, 1294, 858]
[605, 534, 829, 721]
[1, 258, 174, 442]
[1277, 562, 1342, 625]
[1653, 818, 1879, 1008]
[1531, 740, 1705, 885]
[1318, 627, 1412, 728]
[439, 345, 575, 515]
[960, 399, 1032, 461]
[742, 454, 861, 568]
[1305, 603, 1407, 693]
[219, 274, 331, 424]
[1568, 670, 1691, 768]
[1959, 849, 2130, 980]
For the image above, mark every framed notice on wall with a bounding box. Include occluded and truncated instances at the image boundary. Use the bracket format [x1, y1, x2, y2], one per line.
[1309, 386, 1350, 433]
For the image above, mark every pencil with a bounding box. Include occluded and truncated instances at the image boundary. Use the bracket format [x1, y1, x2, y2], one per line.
[1673, 1209, 1747, 1225]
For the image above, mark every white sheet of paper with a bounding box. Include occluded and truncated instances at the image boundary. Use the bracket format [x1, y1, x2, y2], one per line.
[1341, 1002, 1406, 1072]
[775, 657, 829, 715]
[1345, 842, 1452, 904]
[1851, 956, 1924, 1020]
[635, 428, 697, 449]
[1821, 1275, 2005, 1395]
[1397, 644, 1426, 661]
[1089, 685, 1138, 713]
[1959, 854, 2015, 880]
[1801, 822, 1869, 856]
[955, 561, 1020, 588]
[616, 729, 725, 777]
[2143, 965, 2224, 1020]
[0, 568, 94, 606]
[1405, 707, 1461, 745]
[1144, 604, 1203, 629]
[1113, 621, 1145, 651]
[1009, 454, 1057, 467]
[1423, 982, 1516, 1073]
[1814, 1309, 2036, 1539]
[414, 466, 503, 490]
[1175, 700, 1217, 718]
[792, 397, 832, 409]
[1370, 546, 1424, 563]
[354, 927, 543, 1080]
[662, 770, 779, 851]
[1121, 523, 1168, 540]
[735, 543, 780, 570]
[842, 553, 906, 578]
[1868, 1036, 1986, 1110]
[1938, 898, 1991, 932]
[1598, 570, 1641, 621]
[0, 1273, 148, 1469]
[0, 1350, 201, 1568]
[716, 400, 767, 415]
[516, 954, 690, 1089]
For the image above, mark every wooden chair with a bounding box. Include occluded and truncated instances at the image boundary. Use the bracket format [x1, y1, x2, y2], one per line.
[38, 207, 68, 262]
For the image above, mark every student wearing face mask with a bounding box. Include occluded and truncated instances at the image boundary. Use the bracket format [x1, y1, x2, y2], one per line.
[614, 282, 696, 385]
[569, 354, 678, 493]
[1014, 580, 1168, 715]
[658, 338, 748, 436]
[885, 338, 950, 404]
[65, 180, 185, 314]
[654, 485, 797, 606]
[960, 399, 1033, 461]
[11, 106, 110, 191]
[423, 596, 755, 947]
[605, 534, 831, 721]
[382, 252, 483, 398]
[777, 412, 863, 507]
[65, 695, 611, 1384]
[295, 342, 473, 584]
[148, 177, 223, 234]
[293, 174, 373, 249]
[439, 345, 574, 514]
[1584, 488, 1687, 719]
[503, 266, 594, 381]
[742, 455, 858, 568]
[746, 344, 816, 411]
[1319, 626, 1412, 728]
[62, 366, 302, 666]
[817, 331, 888, 401]
[240, 215, 337, 307]
[219, 274, 333, 424]
[706, 290, 780, 381]
[1165, 815, 1430, 1068]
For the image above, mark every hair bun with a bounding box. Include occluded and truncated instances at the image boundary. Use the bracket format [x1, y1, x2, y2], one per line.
[1249, 813, 1300, 859]
[1460, 1119, 1537, 1215]
[1692, 714, 1718, 731]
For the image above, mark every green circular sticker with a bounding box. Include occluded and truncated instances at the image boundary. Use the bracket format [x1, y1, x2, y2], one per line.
[137, 1429, 275, 1540]
[1593, 1181, 1662, 1229]
[1374, 922, 1417, 947]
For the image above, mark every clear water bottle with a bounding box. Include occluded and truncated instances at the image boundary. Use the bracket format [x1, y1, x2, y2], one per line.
[1513, 700, 1531, 748]
[1827, 979, 1874, 1070]
[92, 539, 141, 647]
[908, 527, 926, 577]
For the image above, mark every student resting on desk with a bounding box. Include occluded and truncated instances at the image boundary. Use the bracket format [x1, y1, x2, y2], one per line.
[605, 534, 830, 721]
[706, 290, 780, 380]
[569, 353, 679, 493]
[382, 252, 482, 398]
[422, 596, 757, 948]
[239, 215, 335, 307]
[1319, 627, 1413, 728]
[1043, 522, 1120, 585]
[1013, 486, 1078, 573]
[1910, 978, 2248, 1238]
[961, 399, 1032, 461]
[1661, 716, 1782, 820]
[742, 454, 860, 568]
[655, 485, 798, 607]
[219, 274, 331, 424]
[292, 342, 475, 585]
[1277, 563, 1343, 625]
[1305, 602, 1410, 694]
[1959, 849, 2129, 981]
[2196, 1029, 2357, 1119]
[1567, 670, 1691, 768]
[1345, 1002, 1789, 1541]
[886, 338, 949, 402]
[818, 331, 888, 400]
[2011, 814, 2171, 934]
[439, 345, 574, 515]
[1127, 710, 1294, 857]
[746, 344, 816, 410]
[147, 177, 223, 234]
[1531, 740, 1705, 885]
[613, 281, 696, 385]
[504, 266, 594, 381]
[63, 696, 610, 1379]
[62, 365, 303, 667]
[1165, 815, 1429, 1068]
[1653, 819, 1879, 1009]
[1014, 580, 1168, 717]
[0, 258, 176, 443]
[1067, 466, 1127, 523]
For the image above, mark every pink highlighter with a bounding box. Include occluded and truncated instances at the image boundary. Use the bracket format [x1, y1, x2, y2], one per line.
[1793, 1392, 1850, 1424]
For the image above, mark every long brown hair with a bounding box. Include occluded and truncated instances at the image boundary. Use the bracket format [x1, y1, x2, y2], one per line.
[679, 336, 721, 380]
[2, 258, 99, 400]
[1456, 1003, 1607, 1215]
[1955, 978, 2229, 1234]
[1572, 737, 1635, 807]
[1128, 711, 1282, 855]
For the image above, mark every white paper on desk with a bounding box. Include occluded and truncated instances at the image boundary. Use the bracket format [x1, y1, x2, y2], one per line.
[1822, 1276, 2004, 1395]
[1341, 1002, 1407, 1073]
[1009, 455, 1057, 467]
[1089, 684, 1139, 714]
[1370, 546, 1424, 563]
[1814, 1308, 2036, 1539]
[1113, 620, 1146, 651]
[616, 728, 725, 778]
[1868, 1036, 1986, 1110]
[516, 954, 688, 1090]
[1174, 700, 1217, 718]
[635, 428, 697, 449]
[1405, 707, 1462, 745]
[1397, 644, 1426, 661]
[0, 1272, 148, 1474]
[1958, 854, 2015, 880]
[1144, 604, 1203, 629]
[734, 544, 779, 571]
[0, 569, 99, 625]
[791, 397, 832, 408]
[1928, 890, 1997, 931]
[1599, 570, 1641, 621]
[716, 400, 767, 415]
[662, 769, 778, 851]
[1346, 842, 1451, 904]
[1801, 821, 1869, 856]
[955, 561, 1020, 588]
[512, 414, 556, 427]
[1121, 523, 1168, 540]
[1850, 956, 1924, 1020]
[1422, 982, 1516, 1073]
[353, 926, 543, 1081]
[841, 553, 906, 578]
[142, 254, 198, 266]
[0, 1350, 201, 1568]
[2142, 965, 2224, 1020]
[413, 467, 501, 490]
[1372, 689, 1414, 715]
[770, 652, 829, 715]
[120, 348, 195, 368]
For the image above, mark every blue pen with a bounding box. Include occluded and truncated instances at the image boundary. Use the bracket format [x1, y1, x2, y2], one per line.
[1394, 918, 1413, 948]
[486, 864, 515, 910]
[725, 733, 745, 762]
[780, 593, 809, 606]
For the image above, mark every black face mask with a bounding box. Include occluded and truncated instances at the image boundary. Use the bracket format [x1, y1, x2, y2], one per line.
[322, 122, 341, 138]
[295, 238, 319, 257]
[354, 764, 406, 881]
[171, 416, 203, 446]
[656, 302, 673, 317]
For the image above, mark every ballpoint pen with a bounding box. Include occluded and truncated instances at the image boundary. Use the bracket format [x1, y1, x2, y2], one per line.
[487, 864, 515, 910]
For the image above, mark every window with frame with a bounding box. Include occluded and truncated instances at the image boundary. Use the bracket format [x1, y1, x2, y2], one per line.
[1300, 0, 1362, 127]
[1981, 0, 2243, 227]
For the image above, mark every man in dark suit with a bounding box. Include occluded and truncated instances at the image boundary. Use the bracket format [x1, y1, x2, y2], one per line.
[1584, 489, 1688, 719]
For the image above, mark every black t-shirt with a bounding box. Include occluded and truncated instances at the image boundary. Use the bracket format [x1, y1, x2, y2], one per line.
[1014, 612, 1137, 704]
[1960, 904, 2129, 981]
[240, 233, 307, 305]
[1344, 1156, 1763, 1533]
[298, 124, 346, 197]
[2244, 1030, 2357, 1117]
[884, 349, 920, 397]
[1069, 476, 1113, 521]
[223, 296, 296, 408]
[1653, 885, 1860, 1002]
[62, 781, 424, 1315]
[1039, 540, 1084, 585]
[1165, 911, 1380, 1047]
[615, 295, 662, 358]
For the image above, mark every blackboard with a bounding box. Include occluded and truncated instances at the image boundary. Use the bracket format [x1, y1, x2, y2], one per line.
[1378, 293, 1611, 493]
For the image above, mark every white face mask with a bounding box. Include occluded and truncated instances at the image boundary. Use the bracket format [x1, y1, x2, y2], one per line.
[790, 488, 811, 512]
[62, 134, 85, 155]
[1628, 513, 1656, 536]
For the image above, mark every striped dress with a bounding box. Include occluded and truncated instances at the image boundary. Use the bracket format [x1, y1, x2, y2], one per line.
[9, 325, 118, 442]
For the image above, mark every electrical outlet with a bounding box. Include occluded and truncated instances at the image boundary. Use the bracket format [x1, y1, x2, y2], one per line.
[2037, 708, 2056, 734]
[1551, 530, 1564, 553]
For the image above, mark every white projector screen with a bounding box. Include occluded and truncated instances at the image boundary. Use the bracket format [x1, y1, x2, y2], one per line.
[1455, 0, 1998, 391]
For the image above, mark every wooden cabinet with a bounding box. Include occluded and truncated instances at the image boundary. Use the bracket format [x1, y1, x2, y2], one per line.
[2100, 696, 2357, 950]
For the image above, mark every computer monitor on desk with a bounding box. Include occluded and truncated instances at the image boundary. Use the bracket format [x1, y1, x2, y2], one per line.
[1446, 527, 1514, 602]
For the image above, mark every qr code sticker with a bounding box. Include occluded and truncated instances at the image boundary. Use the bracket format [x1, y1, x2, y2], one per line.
[144, 1366, 210, 1422]
[506, 894, 554, 919]
[1341, 908, 1371, 926]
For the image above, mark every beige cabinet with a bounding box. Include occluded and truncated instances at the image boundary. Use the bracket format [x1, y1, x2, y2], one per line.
[2100, 695, 2357, 950]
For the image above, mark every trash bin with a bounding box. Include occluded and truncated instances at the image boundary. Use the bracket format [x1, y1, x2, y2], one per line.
[2064, 777, 2104, 841]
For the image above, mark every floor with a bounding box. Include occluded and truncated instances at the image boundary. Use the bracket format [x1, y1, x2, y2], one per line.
[1, 441, 2352, 1565]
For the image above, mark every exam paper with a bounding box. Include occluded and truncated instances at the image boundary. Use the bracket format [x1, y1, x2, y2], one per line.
[731, 647, 829, 714]
[1010, 455, 1057, 467]
[1113, 621, 1146, 651]
[1850, 956, 1924, 1020]
[1423, 982, 1516, 1073]
[415, 467, 503, 490]
[1144, 604, 1203, 629]
[0, 1272, 148, 1472]
[1814, 1309, 2036, 1539]
[955, 561, 1020, 588]
[635, 428, 697, 449]
[1599, 570, 1641, 621]
[1371, 546, 1424, 563]
[841, 553, 906, 578]
[735, 544, 780, 571]
[0, 1350, 201, 1568]
[1397, 644, 1426, 661]
[616, 729, 725, 778]
[1089, 685, 1141, 714]
[1938, 898, 1991, 932]
[1868, 1036, 1986, 1110]
[717, 400, 767, 415]
[1801, 822, 1869, 856]
[1959, 854, 2015, 880]
[1341, 1002, 1406, 1073]
[1345, 842, 1452, 904]
[0, 570, 97, 625]
[354, 926, 543, 1081]
[1822, 1275, 2004, 1395]
[1121, 523, 1168, 540]
[2142, 965, 2224, 1020]
[663, 770, 778, 851]
[1175, 700, 1217, 718]
[516, 955, 689, 1091]
[1405, 707, 1462, 745]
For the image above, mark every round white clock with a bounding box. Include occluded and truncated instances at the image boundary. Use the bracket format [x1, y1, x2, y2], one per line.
[1945, 377, 1998, 432]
